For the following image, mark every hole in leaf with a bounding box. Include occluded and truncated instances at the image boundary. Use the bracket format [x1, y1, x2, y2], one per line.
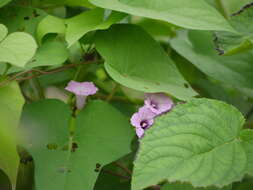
[20, 156, 33, 164]
[71, 142, 78, 152]
[184, 83, 189, 88]
[46, 143, 58, 150]
[94, 163, 101, 172]
[24, 16, 30, 20]
[32, 10, 40, 17]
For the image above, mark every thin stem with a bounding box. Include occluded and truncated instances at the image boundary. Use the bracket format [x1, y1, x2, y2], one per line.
[101, 169, 130, 180]
[114, 162, 132, 175]
[215, 0, 229, 19]
[0, 60, 102, 87]
[106, 83, 119, 102]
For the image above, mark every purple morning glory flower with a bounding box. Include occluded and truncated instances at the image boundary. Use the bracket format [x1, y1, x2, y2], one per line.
[144, 93, 173, 115]
[65, 81, 98, 109]
[130, 106, 156, 138]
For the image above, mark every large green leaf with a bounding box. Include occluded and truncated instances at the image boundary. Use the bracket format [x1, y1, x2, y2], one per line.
[214, 4, 253, 55]
[66, 8, 126, 47]
[170, 30, 253, 89]
[162, 182, 232, 190]
[132, 98, 253, 189]
[95, 24, 197, 100]
[0, 25, 37, 67]
[21, 99, 134, 190]
[89, 0, 233, 32]
[0, 82, 24, 190]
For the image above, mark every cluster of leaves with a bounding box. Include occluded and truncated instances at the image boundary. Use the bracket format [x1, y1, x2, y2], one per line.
[1, 0, 253, 190]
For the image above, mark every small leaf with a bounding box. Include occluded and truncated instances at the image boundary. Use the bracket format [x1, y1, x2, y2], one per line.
[66, 8, 126, 47]
[0, 82, 25, 190]
[89, 0, 234, 32]
[0, 31, 37, 67]
[132, 98, 253, 189]
[37, 15, 65, 43]
[214, 3, 253, 55]
[21, 100, 134, 190]
[95, 24, 197, 100]
[162, 182, 232, 190]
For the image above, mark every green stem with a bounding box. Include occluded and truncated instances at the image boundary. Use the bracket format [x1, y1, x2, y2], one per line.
[215, 0, 229, 19]
[106, 83, 118, 102]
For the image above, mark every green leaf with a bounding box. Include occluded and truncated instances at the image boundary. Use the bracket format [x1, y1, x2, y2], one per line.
[37, 15, 65, 44]
[21, 100, 134, 190]
[95, 24, 197, 100]
[26, 39, 69, 68]
[89, 0, 233, 32]
[66, 8, 126, 47]
[0, 0, 12, 8]
[214, 4, 253, 55]
[0, 28, 37, 67]
[0, 7, 47, 35]
[162, 182, 232, 190]
[132, 98, 253, 189]
[0, 82, 25, 190]
[170, 30, 253, 89]
[0, 24, 7, 41]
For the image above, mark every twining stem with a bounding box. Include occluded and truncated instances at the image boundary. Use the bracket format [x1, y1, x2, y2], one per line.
[0, 60, 102, 87]
[106, 83, 119, 102]
[215, 0, 229, 19]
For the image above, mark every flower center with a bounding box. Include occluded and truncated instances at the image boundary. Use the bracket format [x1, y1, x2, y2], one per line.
[140, 120, 149, 129]
[151, 101, 158, 109]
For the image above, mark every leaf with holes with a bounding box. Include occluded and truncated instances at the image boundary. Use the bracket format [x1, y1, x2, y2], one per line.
[170, 30, 253, 89]
[0, 82, 25, 190]
[214, 3, 253, 55]
[89, 0, 234, 32]
[95, 24, 197, 100]
[37, 15, 65, 44]
[132, 98, 253, 189]
[20, 99, 134, 190]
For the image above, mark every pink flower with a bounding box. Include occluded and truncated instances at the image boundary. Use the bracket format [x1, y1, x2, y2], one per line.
[65, 81, 98, 109]
[144, 93, 173, 115]
[130, 106, 156, 138]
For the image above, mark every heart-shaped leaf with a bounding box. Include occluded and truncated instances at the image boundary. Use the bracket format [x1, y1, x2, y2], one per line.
[95, 24, 197, 100]
[20, 99, 134, 190]
[0, 28, 37, 67]
[132, 98, 253, 189]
